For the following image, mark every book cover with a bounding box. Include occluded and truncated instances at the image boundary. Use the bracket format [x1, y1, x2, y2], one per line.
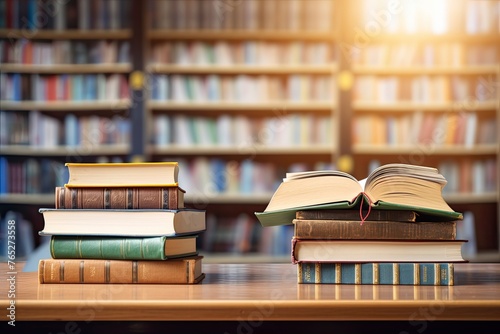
[55, 186, 185, 210]
[38, 256, 205, 284]
[293, 219, 457, 240]
[49, 235, 197, 260]
[39, 208, 206, 237]
[298, 262, 454, 285]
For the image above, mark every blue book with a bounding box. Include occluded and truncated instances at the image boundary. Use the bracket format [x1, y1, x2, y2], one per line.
[0, 156, 8, 194]
[298, 262, 454, 286]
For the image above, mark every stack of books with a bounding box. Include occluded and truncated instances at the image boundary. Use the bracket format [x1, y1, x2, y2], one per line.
[255, 163, 466, 285]
[38, 162, 206, 284]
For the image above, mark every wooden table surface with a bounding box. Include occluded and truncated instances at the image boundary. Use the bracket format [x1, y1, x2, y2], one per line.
[2, 262, 500, 323]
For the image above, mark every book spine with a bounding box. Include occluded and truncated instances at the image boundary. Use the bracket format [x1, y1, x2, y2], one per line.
[293, 220, 457, 240]
[38, 258, 202, 284]
[49, 236, 167, 260]
[297, 263, 454, 285]
[55, 186, 181, 209]
[295, 210, 417, 222]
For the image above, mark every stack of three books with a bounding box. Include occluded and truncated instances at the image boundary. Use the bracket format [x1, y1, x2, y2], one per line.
[292, 209, 465, 286]
[38, 162, 206, 284]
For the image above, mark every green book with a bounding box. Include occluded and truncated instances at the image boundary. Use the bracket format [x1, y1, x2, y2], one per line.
[298, 262, 454, 286]
[50, 235, 198, 260]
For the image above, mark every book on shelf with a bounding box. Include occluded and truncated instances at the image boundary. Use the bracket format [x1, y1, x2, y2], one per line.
[65, 162, 179, 187]
[293, 219, 457, 241]
[55, 186, 185, 209]
[291, 238, 466, 263]
[49, 235, 197, 260]
[298, 262, 454, 286]
[38, 256, 204, 284]
[38, 208, 206, 237]
[255, 163, 463, 227]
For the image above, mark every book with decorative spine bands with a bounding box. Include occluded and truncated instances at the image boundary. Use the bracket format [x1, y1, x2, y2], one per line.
[55, 186, 185, 209]
[38, 256, 205, 284]
[298, 262, 454, 286]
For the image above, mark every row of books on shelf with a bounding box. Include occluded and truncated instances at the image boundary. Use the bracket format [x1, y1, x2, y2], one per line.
[354, 75, 498, 103]
[149, 0, 333, 32]
[0, 39, 130, 65]
[202, 213, 293, 256]
[0, 0, 131, 30]
[150, 74, 334, 102]
[0, 73, 129, 101]
[152, 113, 332, 148]
[150, 41, 334, 66]
[350, 44, 498, 67]
[352, 113, 496, 147]
[0, 111, 130, 147]
[359, 0, 500, 34]
[439, 159, 497, 195]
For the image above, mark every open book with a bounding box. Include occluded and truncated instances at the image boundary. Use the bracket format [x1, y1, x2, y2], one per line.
[255, 164, 463, 227]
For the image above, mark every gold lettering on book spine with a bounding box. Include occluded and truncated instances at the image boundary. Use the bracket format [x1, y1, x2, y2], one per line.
[373, 264, 379, 285]
[315, 263, 321, 283]
[414, 264, 420, 285]
[297, 263, 303, 283]
[393, 264, 399, 285]
[104, 189, 111, 209]
[435, 264, 441, 285]
[304, 264, 311, 283]
[355, 264, 361, 284]
[163, 189, 169, 209]
[132, 261, 138, 283]
[335, 263, 341, 284]
[449, 264, 454, 286]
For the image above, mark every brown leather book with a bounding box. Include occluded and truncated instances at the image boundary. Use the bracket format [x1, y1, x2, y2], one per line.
[55, 186, 185, 209]
[296, 209, 417, 222]
[38, 256, 204, 284]
[293, 219, 457, 240]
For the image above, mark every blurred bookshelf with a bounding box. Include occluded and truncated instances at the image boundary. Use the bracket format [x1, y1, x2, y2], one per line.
[0, 0, 498, 262]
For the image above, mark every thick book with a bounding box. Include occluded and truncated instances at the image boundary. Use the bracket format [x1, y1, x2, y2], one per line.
[291, 238, 466, 263]
[49, 235, 197, 260]
[295, 209, 418, 222]
[55, 186, 185, 210]
[38, 256, 205, 284]
[293, 219, 457, 240]
[298, 262, 454, 285]
[255, 163, 463, 227]
[64, 162, 179, 187]
[39, 208, 206, 237]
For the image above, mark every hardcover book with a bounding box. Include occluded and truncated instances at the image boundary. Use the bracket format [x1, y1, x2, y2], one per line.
[298, 262, 454, 285]
[38, 256, 205, 284]
[293, 219, 457, 240]
[295, 209, 418, 222]
[55, 186, 185, 209]
[49, 235, 198, 260]
[291, 238, 466, 263]
[255, 163, 463, 227]
[64, 162, 179, 187]
[39, 208, 206, 237]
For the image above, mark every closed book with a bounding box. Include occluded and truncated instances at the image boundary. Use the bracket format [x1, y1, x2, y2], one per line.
[64, 162, 179, 187]
[39, 208, 206, 237]
[296, 209, 417, 222]
[55, 186, 185, 210]
[293, 219, 457, 240]
[38, 256, 205, 284]
[298, 262, 454, 285]
[49, 235, 197, 260]
[291, 238, 466, 263]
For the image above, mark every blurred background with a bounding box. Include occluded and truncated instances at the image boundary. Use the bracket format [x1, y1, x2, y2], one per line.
[0, 0, 498, 262]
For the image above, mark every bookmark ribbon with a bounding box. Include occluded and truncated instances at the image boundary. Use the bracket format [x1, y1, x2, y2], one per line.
[358, 192, 372, 225]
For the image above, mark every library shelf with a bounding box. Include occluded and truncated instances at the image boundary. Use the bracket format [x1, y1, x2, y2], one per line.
[152, 145, 334, 155]
[0, 63, 132, 74]
[147, 101, 335, 111]
[0, 100, 131, 111]
[147, 30, 336, 41]
[366, 33, 500, 44]
[352, 65, 500, 75]
[0, 144, 130, 156]
[352, 144, 498, 155]
[352, 101, 498, 112]
[443, 192, 498, 204]
[185, 192, 272, 205]
[0, 29, 131, 40]
[202, 252, 290, 263]
[0, 194, 54, 205]
[147, 64, 337, 75]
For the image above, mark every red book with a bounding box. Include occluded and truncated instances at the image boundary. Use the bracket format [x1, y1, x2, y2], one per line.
[47, 76, 57, 101]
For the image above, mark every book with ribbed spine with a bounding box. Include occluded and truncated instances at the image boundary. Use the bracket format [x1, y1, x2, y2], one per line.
[49, 235, 197, 260]
[55, 186, 185, 210]
[298, 262, 454, 285]
[38, 256, 205, 284]
[293, 219, 457, 240]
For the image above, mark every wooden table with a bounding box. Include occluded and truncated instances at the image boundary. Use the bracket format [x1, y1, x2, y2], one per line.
[1, 262, 500, 333]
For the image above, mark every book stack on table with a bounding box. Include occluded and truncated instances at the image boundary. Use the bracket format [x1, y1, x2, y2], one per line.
[37, 162, 206, 284]
[255, 163, 465, 286]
